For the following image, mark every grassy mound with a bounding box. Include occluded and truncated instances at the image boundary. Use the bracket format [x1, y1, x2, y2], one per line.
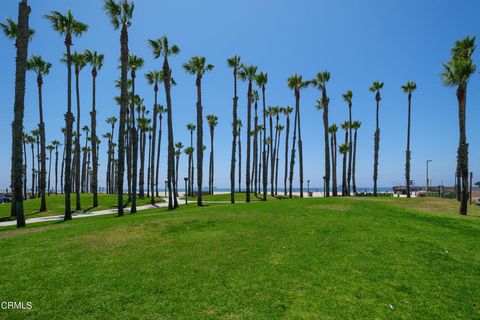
[0, 197, 479, 319]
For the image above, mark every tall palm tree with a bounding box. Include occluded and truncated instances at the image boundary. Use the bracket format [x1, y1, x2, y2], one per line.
[174, 142, 184, 196]
[104, 0, 134, 216]
[238, 65, 257, 203]
[155, 105, 166, 197]
[287, 74, 309, 198]
[310, 71, 331, 197]
[106, 116, 117, 193]
[126, 55, 144, 211]
[31, 129, 40, 196]
[257, 124, 264, 193]
[45, 10, 88, 220]
[236, 119, 243, 193]
[441, 36, 476, 215]
[207, 114, 218, 195]
[282, 106, 293, 196]
[251, 91, 259, 195]
[84, 49, 104, 207]
[341, 121, 350, 196]
[80, 125, 90, 193]
[146, 70, 161, 204]
[342, 90, 353, 195]
[351, 121, 361, 195]
[369, 81, 384, 196]
[401, 81, 417, 199]
[184, 146, 194, 195]
[186, 123, 196, 196]
[149, 36, 180, 210]
[60, 127, 66, 194]
[51, 140, 61, 194]
[22, 133, 28, 199]
[328, 124, 338, 196]
[255, 72, 268, 201]
[227, 55, 241, 203]
[183, 57, 214, 205]
[146, 125, 153, 197]
[1, 2, 32, 226]
[339, 143, 349, 197]
[27, 55, 51, 211]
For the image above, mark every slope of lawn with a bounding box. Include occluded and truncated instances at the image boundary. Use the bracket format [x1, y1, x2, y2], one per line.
[0, 197, 479, 319]
[181, 192, 294, 202]
[0, 194, 164, 221]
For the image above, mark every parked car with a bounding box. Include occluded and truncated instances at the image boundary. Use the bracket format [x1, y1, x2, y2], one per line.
[0, 195, 12, 203]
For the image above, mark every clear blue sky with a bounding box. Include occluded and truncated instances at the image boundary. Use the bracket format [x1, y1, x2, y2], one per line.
[0, 0, 479, 190]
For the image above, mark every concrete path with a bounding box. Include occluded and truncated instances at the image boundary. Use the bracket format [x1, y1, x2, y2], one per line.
[0, 202, 169, 227]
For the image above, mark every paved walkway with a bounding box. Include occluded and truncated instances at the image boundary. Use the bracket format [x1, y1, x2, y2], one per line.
[0, 202, 169, 227]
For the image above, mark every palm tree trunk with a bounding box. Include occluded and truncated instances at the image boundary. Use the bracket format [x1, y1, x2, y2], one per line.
[74, 66, 82, 211]
[457, 84, 469, 215]
[373, 93, 380, 196]
[10, 0, 30, 225]
[289, 97, 298, 198]
[130, 71, 138, 212]
[246, 80, 252, 203]
[353, 129, 358, 194]
[269, 113, 274, 196]
[91, 70, 98, 207]
[347, 103, 353, 196]
[163, 57, 178, 209]
[331, 133, 337, 196]
[209, 126, 214, 195]
[150, 84, 158, 204]
[297, 90, 304, 198]
[117, 24, 129, 216]
[230, 66, 238, 204]
[283, 115, 290, 196]
[126, 109, 131, 202]
[196, 75, 204, 206]
[275, 129, 281, 195]
[238, 126, 242, 193]
[147, 133, 152, 197]
[155, 113, 162, 197]
[405, 93, 411, 198]
[322, 91, 330, 197]
[139, 127, 145, 197]
[31, 144, 35, 199]
[37, 75, 47, 211]
[253, 103, 258, 196]
[61, 137, 65, 194]
[175, 152, 180, 197]
[262, 87, 267, 200]
[55, 146, 59, 194]
[342, 152, 347, 196]
[23, 141, 27, 199]
[64, 33, 74, 219]
[48, 149, 52, 195]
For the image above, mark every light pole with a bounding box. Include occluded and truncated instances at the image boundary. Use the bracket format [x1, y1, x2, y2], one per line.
[164, 180, 168, 198]
[184, 177, 188, 205]
[307, 180, 310, 194]
[426, 160, 432, 195]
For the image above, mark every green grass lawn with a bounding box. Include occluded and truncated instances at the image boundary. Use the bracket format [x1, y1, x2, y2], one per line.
[0, 194, 164, 221]
[182, 192, 293, 202]
[1, 197, 479, 319]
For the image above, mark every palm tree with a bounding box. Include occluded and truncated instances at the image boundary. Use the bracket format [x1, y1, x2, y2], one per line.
[251, 91, 259, 195]
[174, 142, 184, 196]
[441, 36, 476, 215]
[401, 81, 417, 199]
[1, 2, 33, 226]
[255, 72, 268, 201]
[45, 10, 88, 220]
[227, 55, 241, 204]
[149, 36, 180, 210]
[207, 114, 218, 195]
[342, 90, 353, 195]
[104, 0, 134, 216]
[238, 65, 257, 203]
[282, 106, 293, 196]
[183, 57, 214, 205]
[60, 127, 66, 194]
[155, 105, 166, 197]
[257, 124, 264, 193]
[310, 71, 331, 197]
[84, 49, 104, 207]
[341, 121, 350, 196]
[351, 121, 361, 194]
[145, 70, 161, 204]
[106, 116, 117, 193]
[236, 119, 243, 193]
[369, 81, 384, 196]
[184, 146, 194, 195]
[27, 55, 51, 211]
[31, 129, 40, 196]
[287, 74, 309, 198]
[339, 143, 350, 197]
[186, 123, 196, 196]
[328, 124, 338, 196]
[22, 133, 28, 199]
[126, 55, 144, 210]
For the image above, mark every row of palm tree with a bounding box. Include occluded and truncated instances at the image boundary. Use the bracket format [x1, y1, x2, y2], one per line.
[4, 0, 476, 229]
